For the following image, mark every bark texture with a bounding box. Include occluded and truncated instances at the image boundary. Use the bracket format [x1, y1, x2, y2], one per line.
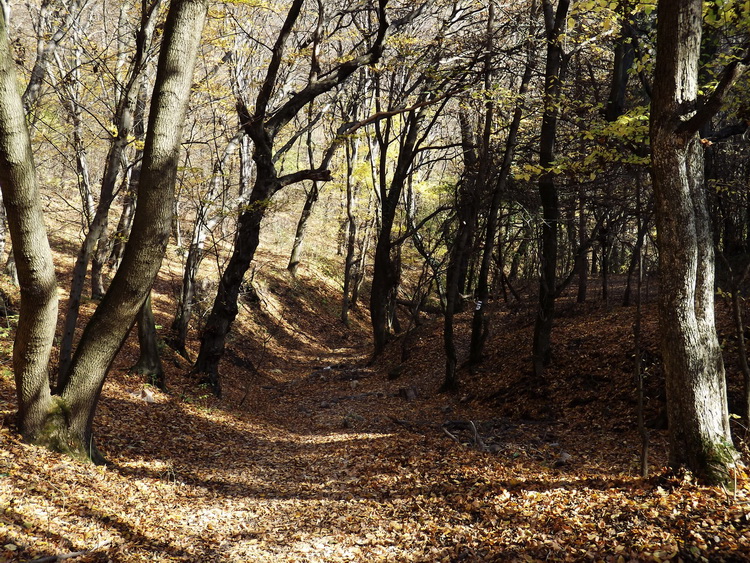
[650, 0, 739, 483]
[0, 8, 58, 440]
[2, 0, 208, 461]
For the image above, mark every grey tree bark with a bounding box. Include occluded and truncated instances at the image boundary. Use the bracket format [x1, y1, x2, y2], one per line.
[650, 0, 749, 483]
[0, 8, 58, 440]
[0, 0, 208, 461]
[58, 0, 166, 384]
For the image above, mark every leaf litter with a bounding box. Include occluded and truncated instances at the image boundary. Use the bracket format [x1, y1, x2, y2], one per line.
[0, 265, 749, 562]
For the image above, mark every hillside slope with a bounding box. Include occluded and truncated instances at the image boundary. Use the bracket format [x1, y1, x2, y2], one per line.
[1, 261, 749, 562]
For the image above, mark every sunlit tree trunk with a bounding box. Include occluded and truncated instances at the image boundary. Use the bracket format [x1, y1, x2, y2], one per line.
[1, 0, 207, 461]
[58, 0, 166, 383]
[650, 0, 747, 483]
[0, 8, 58, 439]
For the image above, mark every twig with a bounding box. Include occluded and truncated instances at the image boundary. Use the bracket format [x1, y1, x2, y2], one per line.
[27, 540, 111, 563]
[469, 420, 488, 452]
[442, 426, 462, 445]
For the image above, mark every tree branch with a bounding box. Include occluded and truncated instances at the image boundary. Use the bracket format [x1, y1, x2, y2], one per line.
[277, 168, 332, 187]
[264, 0, 395, 137]
[392, 206, 450, 247]
[678, 45, 750, 137]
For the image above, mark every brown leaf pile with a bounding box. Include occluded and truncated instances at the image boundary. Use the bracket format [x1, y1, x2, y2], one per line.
[1, 265, 750, 562]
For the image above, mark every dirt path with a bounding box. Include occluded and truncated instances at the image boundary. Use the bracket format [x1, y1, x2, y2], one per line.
[1, 315, 750, 561]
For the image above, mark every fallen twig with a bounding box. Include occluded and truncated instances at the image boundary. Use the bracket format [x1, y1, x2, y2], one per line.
[27, 541, 112, 563]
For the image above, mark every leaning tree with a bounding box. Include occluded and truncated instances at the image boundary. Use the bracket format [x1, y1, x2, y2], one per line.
[0, 0, 208, 462]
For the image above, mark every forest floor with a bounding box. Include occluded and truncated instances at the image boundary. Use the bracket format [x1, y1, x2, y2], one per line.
[1, 255, 750, 562]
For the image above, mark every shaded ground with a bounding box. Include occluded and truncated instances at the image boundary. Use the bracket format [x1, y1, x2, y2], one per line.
[1, 264, 750, 562]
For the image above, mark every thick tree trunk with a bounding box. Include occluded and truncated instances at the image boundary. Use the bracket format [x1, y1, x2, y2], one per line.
[0, 10, 58, 440]
[58, 2, 163, 382]
[57, 0, 207, 461]
[371, 204, 400, 356]
[442, 222, 471, 391]
[650, 0, 740, 483]
[0, 0, 205, 460]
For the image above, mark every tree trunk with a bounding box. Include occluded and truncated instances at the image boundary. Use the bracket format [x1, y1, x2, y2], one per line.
[58, 0, 164, 382]
[131, 292, 165, 390]
[470, 6, 535, 364]
[1, 0, 206, 460]
[532, 0, 569, 378]
[193, 172, 275, 396]
[351, 210, 374, 308]
[171, 131, 243, 356]
[287, 182, 319, 276]
[341, 136, 360, 325]
[0, 10, 58, 440]
[650, 0, 741, 483]
[443, 108, 483, 391]
[576, 189, 588, 303]
[108, 80, 148, 272]
[109, 180, 137, 272]
[370, 109, 422, 357]
[194, 0, 390, 389]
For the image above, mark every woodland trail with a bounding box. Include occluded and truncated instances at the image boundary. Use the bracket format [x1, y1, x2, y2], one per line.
[2, 303, 750, 561]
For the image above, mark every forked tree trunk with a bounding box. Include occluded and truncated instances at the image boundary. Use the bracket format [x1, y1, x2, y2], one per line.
[2, 0, 207, 461]
[371, 110, 422, 357]
[195, 0, 390, 392]
[442, 108, 483, 391]
[650, 0, 747, 483]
